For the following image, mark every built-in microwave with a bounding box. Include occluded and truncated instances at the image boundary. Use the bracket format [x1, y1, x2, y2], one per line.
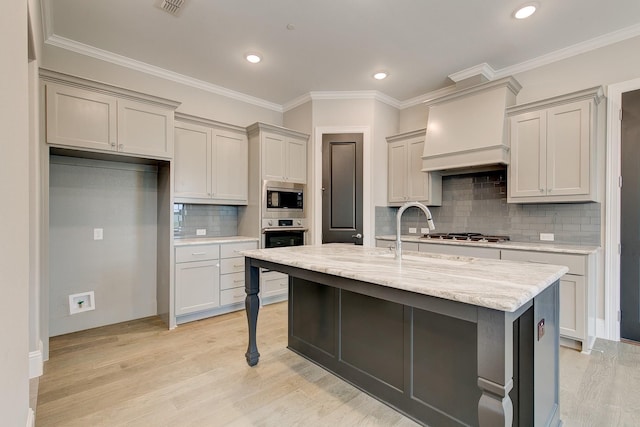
[262, 181, 304, 218]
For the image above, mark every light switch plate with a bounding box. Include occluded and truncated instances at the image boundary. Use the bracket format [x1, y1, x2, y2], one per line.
[196, 229, 207, 236]
[409, 227, 417, 234]
[540, 233, 554, 241]
[93, 228, 103, 240]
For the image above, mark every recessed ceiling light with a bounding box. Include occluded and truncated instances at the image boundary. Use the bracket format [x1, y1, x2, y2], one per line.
[245, 53, 262, 64]
[373, 72, 388, 80]
[514, 3, 537, 19]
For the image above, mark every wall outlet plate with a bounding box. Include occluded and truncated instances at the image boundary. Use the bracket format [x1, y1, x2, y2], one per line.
[196, 229, 207, 236]
[409, 227, 417, 234]
[540, 233, 554, 241]
[69, 291, 95, 315]
[421, 228, 429, 234]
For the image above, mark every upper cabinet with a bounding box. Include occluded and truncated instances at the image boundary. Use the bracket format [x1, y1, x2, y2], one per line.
[387, 129, 442, 206]
[42, 70, 179, 160]
[507, 87, 604, 203]
[251, 123, 308, 183]
[174, 114, 248, 205]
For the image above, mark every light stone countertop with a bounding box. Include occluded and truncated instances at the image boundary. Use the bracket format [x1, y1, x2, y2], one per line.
[241, 244, 568, 312]
[376, 235, 599, 255]
[174, 236, 259, 246]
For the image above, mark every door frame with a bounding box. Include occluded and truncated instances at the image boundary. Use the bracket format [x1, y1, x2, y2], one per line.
[605, 77, 640, 341]
[313, 126, 372, 247]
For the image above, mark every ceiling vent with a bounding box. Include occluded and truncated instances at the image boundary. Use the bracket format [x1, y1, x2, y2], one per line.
[157, 0, 187, 17]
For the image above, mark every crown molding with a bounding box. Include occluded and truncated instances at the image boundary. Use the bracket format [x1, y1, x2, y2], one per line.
[282, 93, 313, 112]
[398, 85, 459, 109]
[44, 34, 283, 113]
[310, 90, 401, 108]
[494, 22, 640, 79]
[448, 63, 496, 83]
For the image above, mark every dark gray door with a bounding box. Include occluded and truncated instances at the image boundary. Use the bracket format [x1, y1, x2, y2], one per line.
[621, 88, 640, 342]
[322, 133, 363, 244]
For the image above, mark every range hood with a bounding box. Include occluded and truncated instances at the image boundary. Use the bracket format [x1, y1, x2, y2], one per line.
[422, 76, 521, 174]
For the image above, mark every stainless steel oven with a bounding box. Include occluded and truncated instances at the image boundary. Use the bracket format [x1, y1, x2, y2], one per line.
[262, 181, 304, 219]
[261, 218, 307, 249]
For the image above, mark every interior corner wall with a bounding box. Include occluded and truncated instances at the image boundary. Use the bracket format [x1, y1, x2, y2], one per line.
[41, 44, 283, 127]
[1, 0, 30, 425]
[398, 102, 429, 133]
[373, 100, 400, 207]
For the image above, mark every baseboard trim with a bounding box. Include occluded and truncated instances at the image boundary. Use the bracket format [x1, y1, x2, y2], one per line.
[26, 408, 35, 427]
[29, 340, 43, 378]
[596, 318, 609, 341]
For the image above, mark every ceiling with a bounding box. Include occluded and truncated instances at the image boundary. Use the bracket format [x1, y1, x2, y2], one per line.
[44, 0, 640, 108]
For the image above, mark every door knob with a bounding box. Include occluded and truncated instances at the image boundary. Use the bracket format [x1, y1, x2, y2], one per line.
[351, 233, 362, 239]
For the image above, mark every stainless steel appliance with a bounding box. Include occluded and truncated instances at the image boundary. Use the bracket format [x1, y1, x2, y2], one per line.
[422, 232, 510, 243]
[262, 181, 304, 219]
[262, 218, 307, 248]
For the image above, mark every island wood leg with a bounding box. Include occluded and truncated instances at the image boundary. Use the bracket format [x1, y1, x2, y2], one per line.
[477, 307, 514, 427]
[245, 259, 260, 366]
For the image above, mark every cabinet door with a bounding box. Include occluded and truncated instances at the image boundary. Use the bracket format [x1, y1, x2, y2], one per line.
[509, 110, 546, 198]
[559, 275, 585, 340]
[117, 99, 174, 159]
[546, 100, 591, 196]
[46, 83, 117, 151]
[175, 260, 220, 315]
[174, 122, 211, 199]
[212, 130, 248, 202]
[261, 271, 288, 299]
[286, 138, 307, 183]
[262, 133, 286, 181]
[388, 140, 408, 204]
[407, 138, 429, 201]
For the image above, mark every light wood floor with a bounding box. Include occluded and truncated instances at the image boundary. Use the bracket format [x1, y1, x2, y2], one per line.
[36, 302, 640, 426]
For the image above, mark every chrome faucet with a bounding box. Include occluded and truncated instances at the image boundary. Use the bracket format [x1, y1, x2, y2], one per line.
[396, 201, 435, 259]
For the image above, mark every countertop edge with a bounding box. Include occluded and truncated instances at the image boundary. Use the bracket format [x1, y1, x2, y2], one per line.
[375, 235, 599, 255]
[174, 236, 259, 246]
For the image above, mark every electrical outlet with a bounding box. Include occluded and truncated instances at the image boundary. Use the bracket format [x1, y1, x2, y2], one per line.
[421, 228, 429, 234]
[540, 233, 554, 241]
[69, 291, 95, 315]
[409, 227, 417, 234]
[196, 229, 207, 236]
[93, 228, 103, 240]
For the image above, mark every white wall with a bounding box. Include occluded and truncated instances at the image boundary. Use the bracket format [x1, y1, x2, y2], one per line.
[1, 0, 31, 425]
[42, 45, 283, 127]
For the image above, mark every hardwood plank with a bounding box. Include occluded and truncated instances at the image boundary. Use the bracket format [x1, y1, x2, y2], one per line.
[36, 302, 640, 426]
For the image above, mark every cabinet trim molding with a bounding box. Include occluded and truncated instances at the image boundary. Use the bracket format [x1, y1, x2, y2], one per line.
[175, 112, 246, 134]
[40, 68, 181, 109]
[247, 122, 310, 140]
[506, 86, 604, 116]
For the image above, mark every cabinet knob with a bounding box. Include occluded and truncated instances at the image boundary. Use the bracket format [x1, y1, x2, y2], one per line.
[110, 142, 116, 147]
[540, 189, 544, 193]
[118, 144, 124, 151]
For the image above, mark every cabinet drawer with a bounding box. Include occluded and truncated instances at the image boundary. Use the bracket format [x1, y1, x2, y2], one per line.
[220, 257, 245, 275]
[500, 250, 585, 275]
[175, 244, 220, 263]
[220, 288, 246, 306]
[220, 272, 245, 290]
[261, 271, 288, 296]
[221, 241, 257, 259]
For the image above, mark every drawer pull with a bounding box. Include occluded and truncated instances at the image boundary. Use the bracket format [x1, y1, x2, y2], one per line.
[234, 280, 244, 284]
[233, 264, 244, 268]
[234, 292, 245, 298]
[527, 260, 548, 264]
[191, 252, 207, 256]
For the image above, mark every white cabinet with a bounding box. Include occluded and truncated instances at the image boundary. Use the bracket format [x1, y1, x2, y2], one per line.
[174, 114, 248, 205]
[500, 249, 596, 353]
[175, 244, 220, 315]
[43, 76, 177, 160]
[175, 240, 258, 321]
[248, 123, 308, 184]
[387, 129, 442, 206]
[507, 87, 604, 203]
[261, 271, 289, 301]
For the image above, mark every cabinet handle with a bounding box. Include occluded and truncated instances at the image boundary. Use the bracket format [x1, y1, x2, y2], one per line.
[527, 260, 548, 264]
[233, 279, 244, 284]
[119, 144, 124, 151]
[233, 264, 243, 268]
[191, 252, 207, 255]
[110, 142, 116, 147]
[540, 189, 544, 193]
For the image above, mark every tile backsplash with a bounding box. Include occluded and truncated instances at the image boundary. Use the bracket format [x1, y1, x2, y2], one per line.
[174, 204, 238, 238]
[376, 170, 601, 245]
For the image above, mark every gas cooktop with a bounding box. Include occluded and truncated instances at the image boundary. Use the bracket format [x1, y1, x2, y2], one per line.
[421, 233, 510, 243]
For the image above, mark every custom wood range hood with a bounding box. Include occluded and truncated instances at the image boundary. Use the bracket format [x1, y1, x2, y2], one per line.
[422, 76, 522, 175]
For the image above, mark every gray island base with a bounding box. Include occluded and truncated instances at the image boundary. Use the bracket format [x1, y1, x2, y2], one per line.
[242, 245, 568, 427]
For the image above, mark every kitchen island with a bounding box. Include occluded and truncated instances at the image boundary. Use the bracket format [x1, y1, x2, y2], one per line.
[242, 244, 568, 426]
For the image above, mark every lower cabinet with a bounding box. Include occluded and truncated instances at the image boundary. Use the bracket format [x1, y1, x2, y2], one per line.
[261, 271, 289, 302]
[175, 240, 258, 322]
[419, 243, 500, 259]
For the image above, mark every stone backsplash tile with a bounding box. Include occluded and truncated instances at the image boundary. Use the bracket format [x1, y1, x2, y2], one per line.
[376, 170, 601, 245]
